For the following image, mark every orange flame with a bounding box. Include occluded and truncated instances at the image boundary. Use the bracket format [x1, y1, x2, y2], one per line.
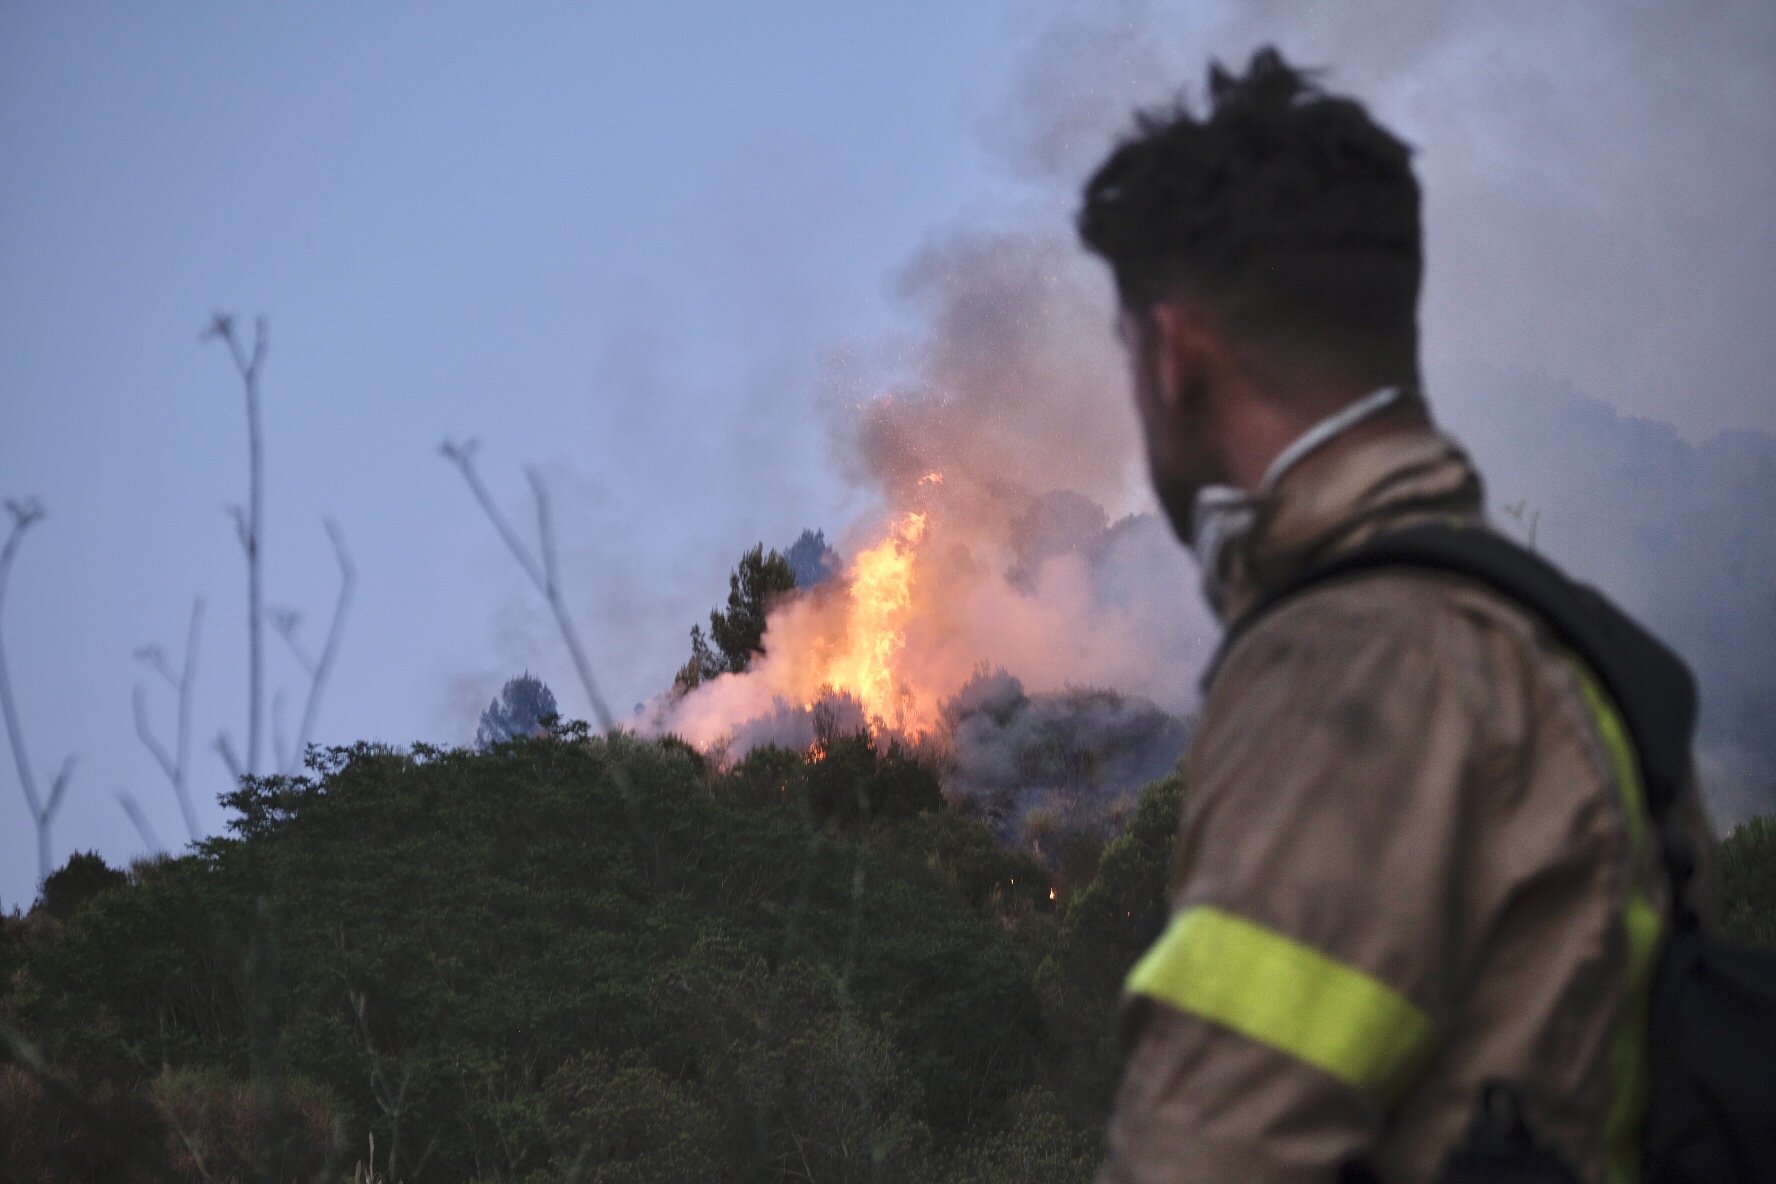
[809, 509, 935, 733]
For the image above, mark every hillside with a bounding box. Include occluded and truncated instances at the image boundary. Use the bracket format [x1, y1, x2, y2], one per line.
[2, 727, 1770, 1183]
[0, 729, 1179, 1183]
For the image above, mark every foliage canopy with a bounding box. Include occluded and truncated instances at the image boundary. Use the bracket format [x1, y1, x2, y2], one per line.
[1, 730, 1182, 1182]
[674, 544, 798, 694]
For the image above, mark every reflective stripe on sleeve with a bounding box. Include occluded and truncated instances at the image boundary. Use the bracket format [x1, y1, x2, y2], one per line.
[1569, 657, 1661, 1184]
[1125, 905, 1437, 1098]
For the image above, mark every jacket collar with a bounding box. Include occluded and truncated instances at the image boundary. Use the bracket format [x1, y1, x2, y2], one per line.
[1215, 427, 1487, 626]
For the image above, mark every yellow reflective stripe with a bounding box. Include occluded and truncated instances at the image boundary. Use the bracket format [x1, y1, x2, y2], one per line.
[1568, 658, 1661, 1184]
[1572, 662, 1650, 865]
[1606, 896, 1661, 1184]
[1125, 905, 1436, 1097]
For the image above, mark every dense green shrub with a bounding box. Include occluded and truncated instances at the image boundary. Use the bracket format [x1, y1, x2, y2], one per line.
[1720, 813, 1776, 950]
[12, 726, 1760, 1183]
[38, 852, 128, 921]
[2, 733, 1124, 1182]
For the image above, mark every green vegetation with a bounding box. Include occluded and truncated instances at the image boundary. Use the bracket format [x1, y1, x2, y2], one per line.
[0, 729, 1179, 1182]
[673, 544, 798, 694]
[1720, 813, 1776, 951]
[2, 727, 1769, 1182]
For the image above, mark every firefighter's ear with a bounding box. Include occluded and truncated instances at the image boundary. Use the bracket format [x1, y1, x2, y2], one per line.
[1147, 302, 1222, 418]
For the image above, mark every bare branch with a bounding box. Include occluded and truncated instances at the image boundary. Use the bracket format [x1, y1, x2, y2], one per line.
[249, 315, 268, 378]
[285, 518, 354, 774]
[442, 444, 614, 731]
[268, 606, 317, 676]
[271, 687, 291, 778]
[1, 505, 48, 825]
[441, 439, 547, 589]
[117, 790, 165, 854]
[438, 437, 477, 465]
[174, 599, 201, 833]
[1, 499, 75, 885]
[133, 684, 179, 782]
[135, 599, 204, 842]
[526, 467, 561, 594]
[5, 498, 47, 531]
[134, 644, 178, 688]
[209, 312, 267, 776]
[203, 311, 265, 387]
[46, 754, 75, 818]
[227, 504, 251, 553]
[216, 733, 243, 783]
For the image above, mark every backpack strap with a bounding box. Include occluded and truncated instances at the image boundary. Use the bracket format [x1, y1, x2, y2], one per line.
[1205, 523, 1701, 919]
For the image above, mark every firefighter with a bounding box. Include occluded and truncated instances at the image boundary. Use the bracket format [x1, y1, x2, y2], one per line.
[1075, 47, 1715, 1184]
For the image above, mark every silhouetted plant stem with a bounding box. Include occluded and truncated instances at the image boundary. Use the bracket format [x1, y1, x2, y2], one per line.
[0, 498, 77, 887]
[206, 312, 268, 777]
[133, 596, 205, 844]
[440, 439, 616, 731]
[269, 517, 355, 774]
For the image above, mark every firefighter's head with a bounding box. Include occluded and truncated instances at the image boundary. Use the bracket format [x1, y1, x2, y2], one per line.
[1078, 47, 1425, 538]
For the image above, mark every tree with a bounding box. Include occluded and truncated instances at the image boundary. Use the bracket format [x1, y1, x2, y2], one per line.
[39, 850, 128, 920]
[708, 544, 796, 673]
[6, 732, 1058, 1181]
[1721, 813, 1776, 950]
[785, 528, 840, 588]
[671, 625, 723, 696]
[674, 544, 796, 694]
[476, 672, 559, 747]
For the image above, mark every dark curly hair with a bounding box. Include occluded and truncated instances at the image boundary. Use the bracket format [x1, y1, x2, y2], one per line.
[1078, 48, 1422, 383]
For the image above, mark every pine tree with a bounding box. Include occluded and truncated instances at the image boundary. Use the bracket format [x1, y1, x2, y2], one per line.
[785, 528, 840, 588]
[476, 672, 559, 748]
[671, 625, 723, 695]
[670, 544, 798, 699]
[707, 544, 797, 673]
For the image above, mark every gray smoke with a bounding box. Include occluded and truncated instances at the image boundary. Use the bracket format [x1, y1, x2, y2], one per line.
[990, 0, 1776, 438]
[1442, 367, 1776, 822]
[941, 667, 1190, 839]
[911, 0, 1776, 825]
[722, 689, 871, 758]
[658, 1, 1775, 830]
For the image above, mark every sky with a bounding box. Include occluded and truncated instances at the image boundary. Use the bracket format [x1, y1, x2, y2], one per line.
[4, 1, 1774, 909]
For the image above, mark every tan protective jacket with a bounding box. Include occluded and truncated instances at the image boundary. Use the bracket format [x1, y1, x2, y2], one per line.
[1098, 428, 1715, 1184]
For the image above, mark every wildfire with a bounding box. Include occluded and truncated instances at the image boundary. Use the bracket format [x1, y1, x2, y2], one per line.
[809, 508, 934, 733]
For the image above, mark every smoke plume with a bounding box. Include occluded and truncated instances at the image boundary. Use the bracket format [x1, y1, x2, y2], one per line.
[646, 0, 1776, 828]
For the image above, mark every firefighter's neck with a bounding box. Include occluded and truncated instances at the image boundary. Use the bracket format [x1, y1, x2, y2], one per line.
[1216, 380, 1428, 495]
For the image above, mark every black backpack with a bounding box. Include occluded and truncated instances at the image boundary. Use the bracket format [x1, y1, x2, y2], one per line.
[1215, 524, 1776, 1184]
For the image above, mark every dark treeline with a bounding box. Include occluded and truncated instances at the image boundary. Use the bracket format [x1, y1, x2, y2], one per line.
[0, 726, 1177, 1182]
[1, 726, 1770, 1182]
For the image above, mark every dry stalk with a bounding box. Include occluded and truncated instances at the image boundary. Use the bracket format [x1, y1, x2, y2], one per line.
[0, 498, 77, 887]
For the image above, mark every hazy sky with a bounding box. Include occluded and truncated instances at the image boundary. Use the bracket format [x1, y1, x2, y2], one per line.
[4, 1, 1773, 909]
